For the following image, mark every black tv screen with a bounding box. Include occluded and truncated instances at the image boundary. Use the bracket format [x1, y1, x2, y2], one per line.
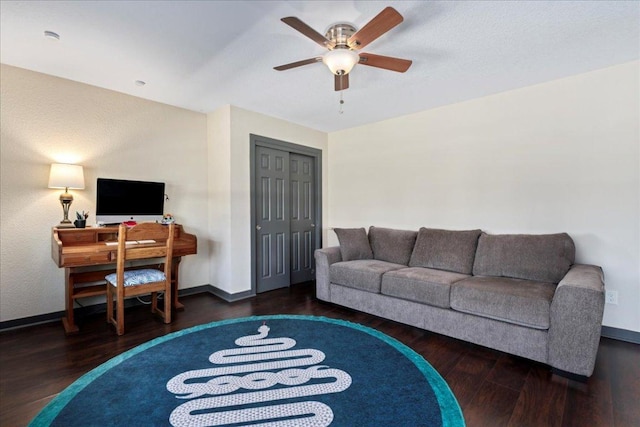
[96, 178, 165, 224]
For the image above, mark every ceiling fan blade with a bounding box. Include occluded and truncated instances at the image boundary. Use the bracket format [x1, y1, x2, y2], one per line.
[274, 57, 322, 71]
[334, 73, 349, 91]
[281, 17, 333, 48]
[358, 53, 412, 72]
[348, 7, 403, 49]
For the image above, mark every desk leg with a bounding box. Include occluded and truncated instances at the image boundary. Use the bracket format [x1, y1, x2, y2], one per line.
[62, 268, 79, 334]
[172, 257, 184, 311]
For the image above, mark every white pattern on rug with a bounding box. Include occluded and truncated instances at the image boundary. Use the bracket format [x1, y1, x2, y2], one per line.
[167, 323, 352, 426]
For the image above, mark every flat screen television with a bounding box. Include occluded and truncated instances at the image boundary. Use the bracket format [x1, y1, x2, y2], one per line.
[96, 178, 165, 224]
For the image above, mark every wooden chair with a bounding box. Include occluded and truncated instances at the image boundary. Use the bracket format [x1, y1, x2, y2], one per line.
[105, 222, 175, 335]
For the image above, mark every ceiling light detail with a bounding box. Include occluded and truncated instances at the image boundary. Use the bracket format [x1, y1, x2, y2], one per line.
[44, 30, 60, 41]
[274, 8, 411, 92]
[322, 48, 359, 75]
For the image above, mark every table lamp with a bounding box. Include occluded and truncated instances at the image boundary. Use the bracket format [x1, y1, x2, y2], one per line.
[48, 163, 85, 227]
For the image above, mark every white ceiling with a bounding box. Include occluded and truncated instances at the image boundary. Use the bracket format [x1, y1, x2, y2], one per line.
[1, 1, 638, 132]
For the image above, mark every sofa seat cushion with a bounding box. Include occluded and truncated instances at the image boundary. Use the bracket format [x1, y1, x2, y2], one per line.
[450, 276, 557, 329]
[381, 267, 470, 308]
[330, 260, 406, 293]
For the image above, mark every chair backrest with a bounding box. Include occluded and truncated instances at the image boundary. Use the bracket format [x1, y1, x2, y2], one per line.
[114, 222, 175, 284]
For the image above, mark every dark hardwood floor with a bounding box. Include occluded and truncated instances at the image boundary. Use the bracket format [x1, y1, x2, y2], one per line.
[1, 281, 638, 427]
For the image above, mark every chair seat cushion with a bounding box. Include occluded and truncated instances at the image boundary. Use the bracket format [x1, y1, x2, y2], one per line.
[330, 260, 406, 293]
[381, 267, 470, 308]
[450, 276, 556, 329]
[105, 269, 166, 287]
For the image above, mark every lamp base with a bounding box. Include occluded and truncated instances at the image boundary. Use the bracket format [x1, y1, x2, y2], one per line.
[56, 222, 76, 229]
[58, 190, 74, 228]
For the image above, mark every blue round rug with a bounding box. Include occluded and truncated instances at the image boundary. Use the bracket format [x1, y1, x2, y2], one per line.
[30, 315, 464, 427]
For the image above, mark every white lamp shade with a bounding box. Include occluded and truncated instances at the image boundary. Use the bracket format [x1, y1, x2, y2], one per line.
[48, 163, 85, 189]
[322, 49, 360, 75]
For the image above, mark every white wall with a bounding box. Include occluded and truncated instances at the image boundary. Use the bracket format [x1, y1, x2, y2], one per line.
[207, 105, 233, 296]
[328, 61, 639, 333]
[208, 106, 328, 295]
[0, 65, 210, 322]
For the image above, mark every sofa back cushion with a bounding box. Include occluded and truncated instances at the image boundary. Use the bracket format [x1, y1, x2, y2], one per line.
[368, 226, 417, 265]
[472, 232, 575, 283]
[333, 228, 373, 261]
[409, 228, 482, 274]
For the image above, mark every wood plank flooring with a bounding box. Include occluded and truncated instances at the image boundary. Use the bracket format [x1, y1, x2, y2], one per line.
[1, 281, 638, 426]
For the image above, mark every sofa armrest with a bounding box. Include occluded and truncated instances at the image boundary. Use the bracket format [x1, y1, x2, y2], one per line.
[314, 247, 342, 301]
[548, 264, 605, 377]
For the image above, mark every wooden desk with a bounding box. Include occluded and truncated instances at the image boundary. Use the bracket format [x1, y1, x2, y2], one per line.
[51, 224, 197, 334]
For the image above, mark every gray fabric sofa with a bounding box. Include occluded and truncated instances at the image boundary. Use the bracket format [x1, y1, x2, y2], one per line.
[315, 226, 605, 378]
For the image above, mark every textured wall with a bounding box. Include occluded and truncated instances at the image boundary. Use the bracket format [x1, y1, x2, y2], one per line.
[327, 61, 639, 333]
[0, 64, 209, 322]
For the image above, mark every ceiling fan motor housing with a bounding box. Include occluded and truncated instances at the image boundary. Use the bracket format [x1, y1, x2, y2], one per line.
[325, 23, 357, 49]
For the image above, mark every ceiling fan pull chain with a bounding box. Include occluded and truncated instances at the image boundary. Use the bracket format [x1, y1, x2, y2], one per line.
[339, 82, 345, 114]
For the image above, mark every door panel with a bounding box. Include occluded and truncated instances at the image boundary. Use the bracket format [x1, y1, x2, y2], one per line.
[290, 153, 315, 284]
[256, 146, 291, 292]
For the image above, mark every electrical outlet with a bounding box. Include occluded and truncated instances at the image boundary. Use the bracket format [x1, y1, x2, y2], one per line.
[605, 290, 618, 305]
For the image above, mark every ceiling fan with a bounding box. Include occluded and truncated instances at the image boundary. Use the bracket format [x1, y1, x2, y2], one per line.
[274, 6, 412, 91]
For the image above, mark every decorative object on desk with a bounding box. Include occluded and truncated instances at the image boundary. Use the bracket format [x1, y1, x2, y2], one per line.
[73, 211, 88, 228]
[48, 163, 85, 228]
[161, 213, 175, 224]
[28, 315, 464, 427]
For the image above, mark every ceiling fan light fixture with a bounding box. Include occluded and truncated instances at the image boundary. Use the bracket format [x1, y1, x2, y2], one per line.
[322, 49, 359, 75]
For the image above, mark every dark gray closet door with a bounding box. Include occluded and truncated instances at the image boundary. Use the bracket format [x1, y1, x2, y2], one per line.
[255, 146, 290, 292]
[290, 153, 316, 284]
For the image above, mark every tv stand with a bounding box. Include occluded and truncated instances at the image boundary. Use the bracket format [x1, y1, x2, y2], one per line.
[51, 224, 197, 334]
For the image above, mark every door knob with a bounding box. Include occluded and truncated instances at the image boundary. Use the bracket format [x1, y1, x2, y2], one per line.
[256, 225, 262, 230]
[311, 224, 315, 227]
